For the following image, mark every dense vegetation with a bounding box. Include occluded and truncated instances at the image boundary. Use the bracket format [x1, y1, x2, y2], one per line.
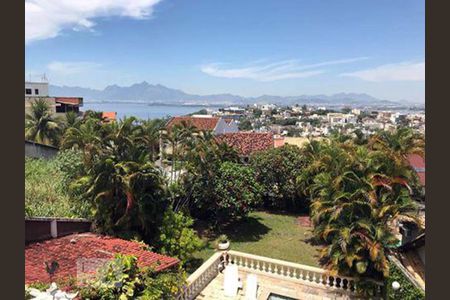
[25, 99, 425, 296]
[25, 152, 90, 218]
[384, 262, 425, 300]
[79, 254, 186, 300]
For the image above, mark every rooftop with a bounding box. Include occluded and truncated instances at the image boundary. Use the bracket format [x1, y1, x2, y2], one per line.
[407, 154, 425, 186]
[25, 233, 179, 284]
[216, 132, 274, 156]
[166, 116, 220, 131]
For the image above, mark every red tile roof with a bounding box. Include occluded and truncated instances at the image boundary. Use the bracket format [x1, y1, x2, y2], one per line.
[102, 111, 117, 121]
[55, 97, 82, 105]
[407, 154, 425, 186]
[25, 233, 179, 284]
[166, 116, 219, 131]
[216, 132, 274, 156]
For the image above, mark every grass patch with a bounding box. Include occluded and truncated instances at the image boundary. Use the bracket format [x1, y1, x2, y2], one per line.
[25, 157, 90, 218]
[186, 211, 321, 273]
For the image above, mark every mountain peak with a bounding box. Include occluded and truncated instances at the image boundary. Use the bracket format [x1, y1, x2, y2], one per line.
[49, 82, 405, 106]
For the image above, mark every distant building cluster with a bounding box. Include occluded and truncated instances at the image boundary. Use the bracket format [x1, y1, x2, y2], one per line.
[208, 103, 425, 139]
[25, 81, 116, 122]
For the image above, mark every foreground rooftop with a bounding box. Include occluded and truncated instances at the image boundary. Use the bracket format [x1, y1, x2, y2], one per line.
[25, 233, 179, 284]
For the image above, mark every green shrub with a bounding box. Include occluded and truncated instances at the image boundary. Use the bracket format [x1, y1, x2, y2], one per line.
[54, 149, 85, 188]
[157, 210, 204, 263]
[79, 254, 185, 300]
[385, 262, 425, 300]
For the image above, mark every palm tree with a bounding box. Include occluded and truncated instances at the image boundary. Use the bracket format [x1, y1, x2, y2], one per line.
[81, 148, 167, 235]
[61, 118, 104, 166]
[64, 111, 81, 130]
[136, 119, 165, 161]
[303, 138, 418, 280]
[369, 127, 424, 160]
[25, 98, 62, 146]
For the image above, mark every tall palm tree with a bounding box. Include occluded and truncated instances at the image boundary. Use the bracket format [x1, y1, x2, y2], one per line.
[61, 118, 104, 166]
[136, 118, 165, 161]
[303, 138, 418, 280]
[25, 98, 62, 146]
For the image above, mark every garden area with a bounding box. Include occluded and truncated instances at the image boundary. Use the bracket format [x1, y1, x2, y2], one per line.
[189, 211, 320, 273]
[24, 99, 426, 298]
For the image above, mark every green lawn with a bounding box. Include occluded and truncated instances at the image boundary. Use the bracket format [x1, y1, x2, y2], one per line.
[186, 211, 321, 273]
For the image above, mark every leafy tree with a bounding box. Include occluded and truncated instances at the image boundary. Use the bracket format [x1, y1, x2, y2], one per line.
[157, 209, 203, 263]
[213, 161, 262, 222]
[25, 98, 62, 146]
[238, 119, 253, 131]
[251, 145, 305, 211]
[177, 136, 240, 222]
[253, 108, 262, 118]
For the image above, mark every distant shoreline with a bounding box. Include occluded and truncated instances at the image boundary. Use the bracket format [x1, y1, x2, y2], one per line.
[83, 100, 225, 108]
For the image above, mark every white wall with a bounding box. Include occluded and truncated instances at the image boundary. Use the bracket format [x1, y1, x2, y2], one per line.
[25, 82, 49, 97]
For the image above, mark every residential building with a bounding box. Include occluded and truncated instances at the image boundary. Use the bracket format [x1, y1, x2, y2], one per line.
[165, 116, 238, 135]
[101, 111, 117, 123]
[25, 81, 49, 97]
[25, 82, 84, 117]
[326, 113, 356, 125]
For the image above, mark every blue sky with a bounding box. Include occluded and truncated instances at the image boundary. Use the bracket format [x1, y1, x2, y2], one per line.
[25, 0, 425, 103]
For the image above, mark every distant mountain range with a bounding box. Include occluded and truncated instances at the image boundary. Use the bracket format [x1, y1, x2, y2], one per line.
[50, 81, 415, 108]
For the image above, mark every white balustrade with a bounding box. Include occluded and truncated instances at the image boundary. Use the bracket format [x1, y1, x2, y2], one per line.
[176, 252, 223, 300]
[226, 250, 383, 297]
[177, 250, 383, 299]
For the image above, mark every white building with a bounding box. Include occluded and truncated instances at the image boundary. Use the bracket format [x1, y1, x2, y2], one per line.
[25, 81, 49, 97]
[351, 108, 361, 115]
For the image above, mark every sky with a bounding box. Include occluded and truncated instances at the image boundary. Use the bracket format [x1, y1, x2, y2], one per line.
[25, 0, 425, 103]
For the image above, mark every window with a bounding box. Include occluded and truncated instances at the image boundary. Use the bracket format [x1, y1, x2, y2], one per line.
[35, 89, 39, 95]
[25, 88, 32, 95]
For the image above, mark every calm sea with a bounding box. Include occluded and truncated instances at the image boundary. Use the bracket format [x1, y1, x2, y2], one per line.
[82, 102, 222, 120]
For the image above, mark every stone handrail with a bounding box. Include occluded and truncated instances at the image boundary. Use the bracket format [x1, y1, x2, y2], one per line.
[177, 252, 223, 300]
[227, 250, 384, 297]
[177, 250, 384, 299]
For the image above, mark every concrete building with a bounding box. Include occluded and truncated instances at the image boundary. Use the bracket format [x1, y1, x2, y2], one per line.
[25, 97, 83, 116]
[25, 81, 49, 97]
[25, 81, 83, 117]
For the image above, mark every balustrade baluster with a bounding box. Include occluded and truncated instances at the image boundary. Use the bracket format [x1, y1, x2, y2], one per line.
[321, 274, 327, 286]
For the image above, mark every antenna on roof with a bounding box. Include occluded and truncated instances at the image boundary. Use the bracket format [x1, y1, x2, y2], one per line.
[42, 73, 48, 83]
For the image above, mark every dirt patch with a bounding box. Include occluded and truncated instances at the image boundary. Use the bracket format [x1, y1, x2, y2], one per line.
[296, 216, 312, 227]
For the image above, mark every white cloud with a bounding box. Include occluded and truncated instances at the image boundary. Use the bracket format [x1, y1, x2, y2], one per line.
[201, 57, 368, 82]
[47, 61, 101, 76]
[25, 0, 162, 44]
[341, 62, 425, 82]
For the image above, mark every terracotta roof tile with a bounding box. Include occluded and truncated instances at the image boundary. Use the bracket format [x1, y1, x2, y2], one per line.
[25, 233, 179, 284]
[216, 132, 274, 156]
[54, 97, 82, 105]
[407, 154, 425, 186]
[101, 112, 117, 120]
[166, 116, 219, 131]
